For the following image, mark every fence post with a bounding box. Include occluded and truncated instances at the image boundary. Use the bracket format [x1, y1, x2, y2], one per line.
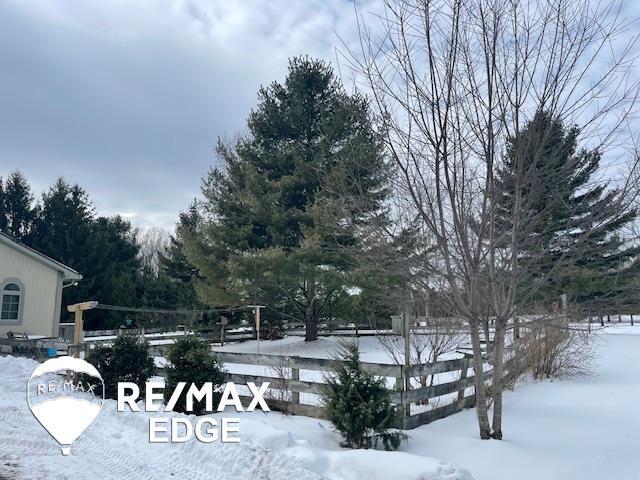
[291, 365, 300, 411]
[457, 359, 468, 406]
[395, 366, 409, 427]
[67, 301, 97, 358]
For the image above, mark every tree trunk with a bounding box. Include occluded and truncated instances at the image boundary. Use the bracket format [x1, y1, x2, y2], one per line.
[491, 318, 507, 440]
[483, 318, 491, 353]
[469, 318, 491, 439]
[304, 301, 318, 342]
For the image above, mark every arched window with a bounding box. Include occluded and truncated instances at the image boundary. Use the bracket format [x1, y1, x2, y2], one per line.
[1, 282, 22, 322]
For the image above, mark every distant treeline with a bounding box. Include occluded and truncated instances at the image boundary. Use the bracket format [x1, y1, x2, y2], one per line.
[0, 172, 202, 330]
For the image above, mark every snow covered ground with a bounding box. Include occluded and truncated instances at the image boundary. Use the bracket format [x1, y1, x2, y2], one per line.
[0, 355, 470, 480]
[1, 324, 639, 479]
[246, 324, 640, 480]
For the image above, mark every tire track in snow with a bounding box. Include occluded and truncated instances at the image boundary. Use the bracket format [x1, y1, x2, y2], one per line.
[0, 356, 322, 480]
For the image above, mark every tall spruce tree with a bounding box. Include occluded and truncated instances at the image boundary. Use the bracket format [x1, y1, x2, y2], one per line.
[158, 202, 202, 308]
[496, 110, 639, 307]
[29, 178, 143, 328]
[139, 202, 205, 311]
[185, 57, 388, 341]
[2, 171, 36, 239]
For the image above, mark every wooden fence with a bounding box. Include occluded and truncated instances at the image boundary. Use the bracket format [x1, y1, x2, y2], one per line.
[148, 349, 519, 430]
[57, 323, 536, 430]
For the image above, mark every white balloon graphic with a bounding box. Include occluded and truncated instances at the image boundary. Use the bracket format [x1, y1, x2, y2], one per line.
[27, 356, 104, 455]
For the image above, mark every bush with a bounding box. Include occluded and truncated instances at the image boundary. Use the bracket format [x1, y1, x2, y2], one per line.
[164, 337, 227, 414]
[262, 322, 285, 340]
[320, 341, 407, 450]
[520, 320, 594, 380]
[86, 334, 155, 400]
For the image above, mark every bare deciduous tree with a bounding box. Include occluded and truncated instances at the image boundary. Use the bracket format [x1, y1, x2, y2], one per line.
[137, 226, 171, 277]
[346, 0, 639, 439]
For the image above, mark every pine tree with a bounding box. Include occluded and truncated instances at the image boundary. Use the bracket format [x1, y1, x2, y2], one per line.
[321, 342, 406, 450]
[157, 202, 202, 309]
[28, 178, 95, 265]
[3, 171, 35, 239]
[28, 178, 143, 328]
[495, 110, 639, 307]
[86, 334, 155, 400]
[163, 337, 227, 414]
[185, 57, 388, 341]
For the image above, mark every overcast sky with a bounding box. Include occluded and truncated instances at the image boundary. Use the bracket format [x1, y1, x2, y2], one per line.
[1, 1, 638, 231]
[0, 0, 377, 230]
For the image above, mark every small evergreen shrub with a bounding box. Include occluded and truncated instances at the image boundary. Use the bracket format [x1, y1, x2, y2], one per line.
[262, 322, 285, 341]
[321, 341, 407, 450]
[164, 337, 227, 414]
[86, 334, 155, 400]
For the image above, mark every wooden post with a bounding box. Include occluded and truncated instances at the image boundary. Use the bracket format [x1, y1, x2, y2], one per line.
[631, 314, 634, 326]
[256, 307, 261, 353]
[248, 305, 264, 354]
[218, 316, 228, 346]
[73, 307, 83, 345]
[401, 309, 411, 419]
[67, 301, 98, 357]
[291, 366, 300, 409]
[618, 313, 622, 323]
[457, 360, 468, 406]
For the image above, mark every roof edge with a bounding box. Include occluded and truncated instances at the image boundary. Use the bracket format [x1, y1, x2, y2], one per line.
[0, 232, 83, 281]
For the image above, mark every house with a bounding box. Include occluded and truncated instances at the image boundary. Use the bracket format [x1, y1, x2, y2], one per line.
[0, 232, 82, 338]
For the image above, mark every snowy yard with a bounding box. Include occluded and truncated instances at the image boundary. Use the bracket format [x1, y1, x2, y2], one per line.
[1, 325, 639, 479]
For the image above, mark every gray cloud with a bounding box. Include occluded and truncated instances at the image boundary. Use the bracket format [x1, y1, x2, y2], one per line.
[0, 0, 374, 230]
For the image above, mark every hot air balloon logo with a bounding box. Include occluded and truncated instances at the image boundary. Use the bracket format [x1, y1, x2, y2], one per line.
[27, 356, 104, 455]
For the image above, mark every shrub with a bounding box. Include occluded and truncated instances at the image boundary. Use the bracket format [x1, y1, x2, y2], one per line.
[520, 320, 594, 380]
[86, 334, 155, 400]
[163, 337, 227, 414]
[321, 341, 407, 450]
[262, 322, 285, 341]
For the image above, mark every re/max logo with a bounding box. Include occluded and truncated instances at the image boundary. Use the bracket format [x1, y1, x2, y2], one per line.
[116, 381, 270, 444]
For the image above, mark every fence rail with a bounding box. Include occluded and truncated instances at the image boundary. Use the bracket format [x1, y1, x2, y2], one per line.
[60, 321, 537, 429]
[146, 347, 517, 430]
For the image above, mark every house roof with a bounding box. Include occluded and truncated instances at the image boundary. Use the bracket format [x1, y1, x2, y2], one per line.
[0, 232, 83, 281]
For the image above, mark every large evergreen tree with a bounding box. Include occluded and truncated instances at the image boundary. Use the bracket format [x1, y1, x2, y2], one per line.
[2, 171, 36, 239]
[29, 178, 143, 328]
[157, 202, 202, 309]
[185, 57, 388, 341]
[496, 110, 639, 307]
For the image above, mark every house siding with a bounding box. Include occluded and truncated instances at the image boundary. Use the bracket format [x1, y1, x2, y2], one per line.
[0, 241, 59, 337]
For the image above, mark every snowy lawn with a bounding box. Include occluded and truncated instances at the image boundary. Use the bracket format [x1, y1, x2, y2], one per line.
[242, 325, 640, 480]
[2, 325, 638, 479]
[0, 355, 470, 480]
